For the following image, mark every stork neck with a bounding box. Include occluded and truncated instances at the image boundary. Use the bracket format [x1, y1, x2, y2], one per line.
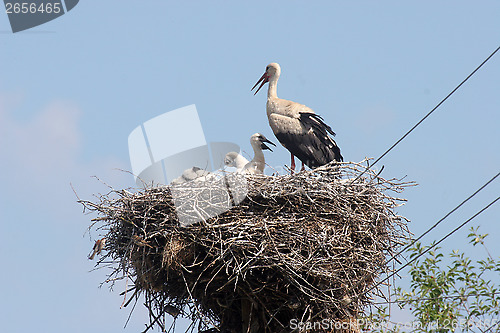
[252, 145, 265, 163]
[267, 76, 278, 99]
[235, 155, 248, 169]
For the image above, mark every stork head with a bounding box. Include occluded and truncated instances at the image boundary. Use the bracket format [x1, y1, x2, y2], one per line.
[250, 133, 276, 151]
[252, 63, 281, 95]
[224, 152, 240, 167]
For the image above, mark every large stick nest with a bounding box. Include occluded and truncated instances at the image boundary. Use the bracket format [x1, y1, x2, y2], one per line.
[81, 160, 413, 333]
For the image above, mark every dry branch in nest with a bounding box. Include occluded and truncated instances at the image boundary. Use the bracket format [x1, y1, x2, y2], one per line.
[80, 160, 413, 333]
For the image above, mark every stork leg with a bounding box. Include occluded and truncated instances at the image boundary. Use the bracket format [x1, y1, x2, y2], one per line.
[290, 153, 296, 174]
[300, 162, 305, 172]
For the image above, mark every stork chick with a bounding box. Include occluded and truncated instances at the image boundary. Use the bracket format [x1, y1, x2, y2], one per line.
[242, 133, 275, 175]
[224, 152, 250, 172]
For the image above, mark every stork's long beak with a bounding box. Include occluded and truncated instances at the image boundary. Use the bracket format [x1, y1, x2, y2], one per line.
[260, 137, 276, 151]
[252, 72, 269, 95]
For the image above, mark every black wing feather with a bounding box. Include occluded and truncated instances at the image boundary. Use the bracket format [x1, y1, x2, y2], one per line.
[275, 112, 343, 169]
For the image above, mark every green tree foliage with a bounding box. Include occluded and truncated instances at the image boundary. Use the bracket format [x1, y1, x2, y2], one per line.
[363, 226, 500, 332]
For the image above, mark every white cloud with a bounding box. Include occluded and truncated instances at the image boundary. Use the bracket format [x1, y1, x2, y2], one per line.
[0, 100, 81, 178]
[0, 94, 143, 333]
[0, 94, 130, 218]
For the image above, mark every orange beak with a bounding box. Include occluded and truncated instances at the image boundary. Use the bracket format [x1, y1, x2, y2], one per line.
[251, 72, 269, 95]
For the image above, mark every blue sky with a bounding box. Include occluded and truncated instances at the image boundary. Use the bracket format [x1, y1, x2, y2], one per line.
[1, 1, 499, 332]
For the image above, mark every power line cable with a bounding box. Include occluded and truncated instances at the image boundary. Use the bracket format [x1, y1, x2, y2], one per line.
[384, 171, 499, 265]
[483, 320, 500, 332]
[351, 45, 500, 184]
[350, 171, 499, 294]
[362, 195, 500, 298]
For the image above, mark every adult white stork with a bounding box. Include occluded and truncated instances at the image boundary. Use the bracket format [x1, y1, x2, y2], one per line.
[224, 133, 275, 175]
[252, 63, 343, 171]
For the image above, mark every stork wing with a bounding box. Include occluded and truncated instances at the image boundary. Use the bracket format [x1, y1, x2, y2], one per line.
[273, 112, 343, 169]
[299, 112, 343, 164]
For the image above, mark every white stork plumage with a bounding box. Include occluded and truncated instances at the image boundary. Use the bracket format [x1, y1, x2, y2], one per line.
[224, 152, 249, 172]
[224, 133, 275, 175]
[252, 63, 343, 171]
[242, 133, 275, 174]
[170, 166, 212, 185]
